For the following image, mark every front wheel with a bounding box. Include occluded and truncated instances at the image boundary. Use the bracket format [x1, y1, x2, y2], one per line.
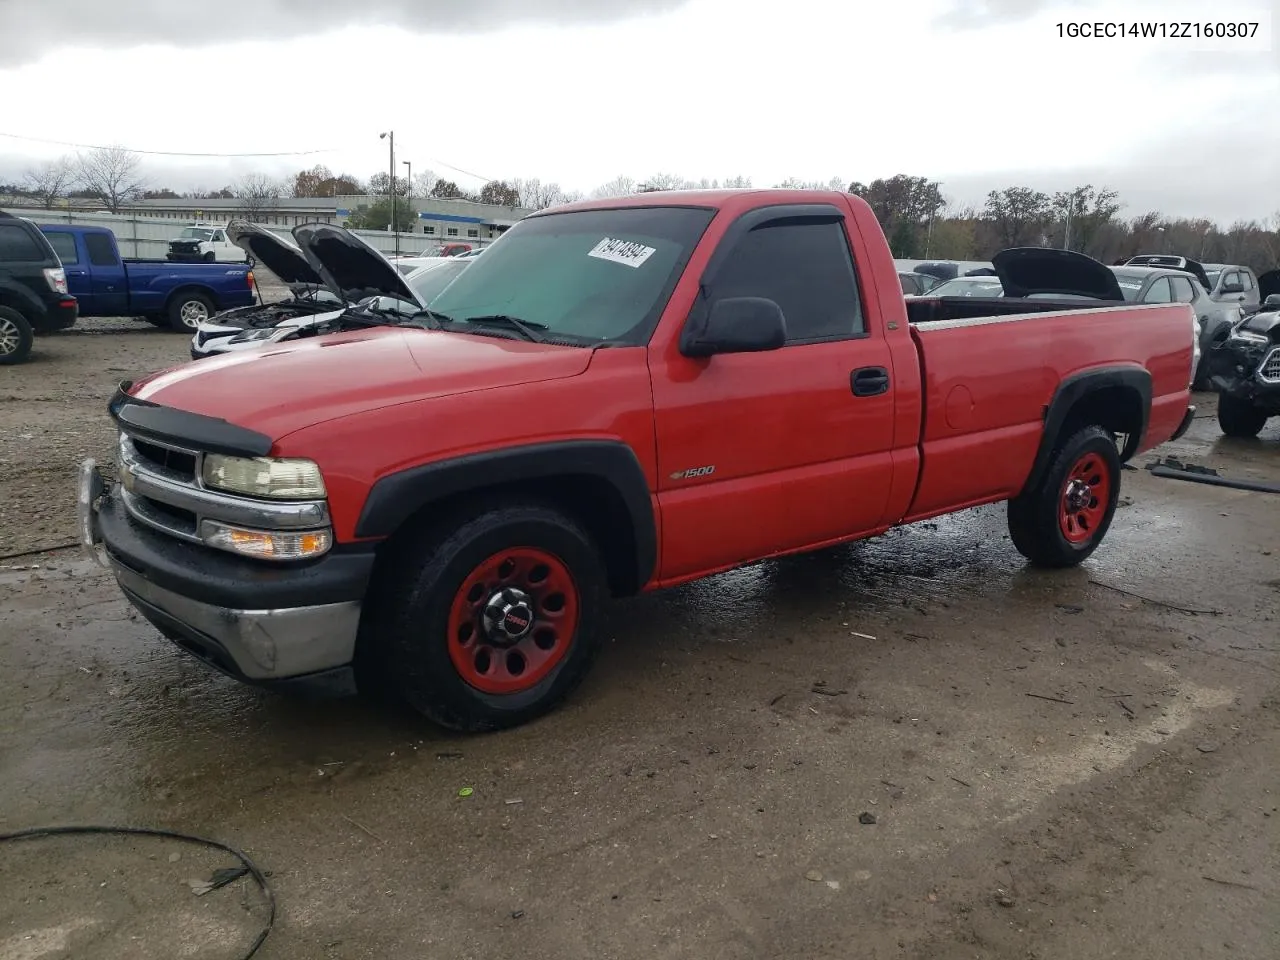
[203, 251, 216, 263]
[1008, 425, 1121, 568]
[1217, 393, 1268, 439]
[365, 502, 607, 732]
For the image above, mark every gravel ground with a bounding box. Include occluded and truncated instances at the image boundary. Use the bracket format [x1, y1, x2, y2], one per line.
[1, 306, 1278, 960]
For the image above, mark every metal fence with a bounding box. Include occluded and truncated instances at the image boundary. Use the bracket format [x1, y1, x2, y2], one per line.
[1, 208, 487, 260]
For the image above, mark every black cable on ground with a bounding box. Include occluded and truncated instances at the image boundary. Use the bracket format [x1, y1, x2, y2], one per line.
[0, 825, 275, 959]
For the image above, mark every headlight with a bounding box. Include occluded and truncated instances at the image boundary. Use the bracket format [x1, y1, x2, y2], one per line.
[202, 454, 327, 499]
[199, 519, 332, 560]
[229, 327, 280, 343]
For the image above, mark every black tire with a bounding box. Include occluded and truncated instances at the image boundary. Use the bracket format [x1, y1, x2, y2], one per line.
[166, 291, 215, 333]
[1008, 425, 1122, 568]
[1216, 393, 1268, 439]
[203, 251, 216, 263]
[362, 501, 607, 732]
[0, 306, 34, 365]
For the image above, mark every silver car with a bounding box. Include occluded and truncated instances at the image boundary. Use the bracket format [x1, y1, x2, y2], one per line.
[1201, 263, 1262, 314]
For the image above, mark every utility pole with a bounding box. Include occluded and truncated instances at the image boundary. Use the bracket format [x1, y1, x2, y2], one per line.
[1063, 193, 1073, 251]
[380, 130, 398, 257]
[924, 182, 943, 258]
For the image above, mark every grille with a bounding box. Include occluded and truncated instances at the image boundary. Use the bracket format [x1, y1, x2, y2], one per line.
[131, 438, 197, 481]
[1261, 347, 1280, 384]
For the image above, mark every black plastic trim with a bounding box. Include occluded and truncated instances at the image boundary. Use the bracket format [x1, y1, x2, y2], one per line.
[1170, 404, 1196, 441]
[99, 495, 375, 609]
[1023, 366, 1153, 494]
[355, 440, 658, 589]
[108, 384, 274, 458]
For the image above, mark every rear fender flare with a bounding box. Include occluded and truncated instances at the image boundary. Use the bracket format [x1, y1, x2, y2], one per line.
[355, 440, 658, 595]
[1022, 367, 1152, 494]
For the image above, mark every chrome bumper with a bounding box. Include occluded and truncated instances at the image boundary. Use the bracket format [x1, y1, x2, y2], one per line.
[109, 556, 361, 680]
[79, 458, 362, 685]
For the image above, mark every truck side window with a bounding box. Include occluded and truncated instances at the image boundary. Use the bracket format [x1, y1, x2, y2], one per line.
[712, 220, 865, 343]
[45, 231, 79, 265]
[1240, 271, 1254, 291]
[1142, 278, 1173, 303]
[84, 233, 120, 267]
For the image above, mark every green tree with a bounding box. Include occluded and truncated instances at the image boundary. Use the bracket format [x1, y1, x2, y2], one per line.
[1050, 184, 1122, 255]
[347, 197, 417, 232]
[982, 186, 1052, 248]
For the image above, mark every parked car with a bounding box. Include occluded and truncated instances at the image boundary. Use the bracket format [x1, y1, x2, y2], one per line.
[1204, 291, 1280, 437]
[1201, 263, 1263, 314]
[924, 276, 1006, 297]
[188, 220, 346, 358]
[1110, 265, 1242, 385]
[167, 223, 252, 264]
[0, 211, 77, 364]
[80, 188, 1196, 732]
[38, 224, 256, 331]
[1121, 254, 1213, 290]
[899, 271, 941, 296]
[191, 238, 472, 360]
[438, 242, 475, 257]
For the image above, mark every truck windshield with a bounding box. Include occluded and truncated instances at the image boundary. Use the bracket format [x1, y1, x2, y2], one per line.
[179, 228, 214, 241]
[426, 206, 716, 345]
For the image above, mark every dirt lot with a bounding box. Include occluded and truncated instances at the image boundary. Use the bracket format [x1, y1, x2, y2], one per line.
[1, 312, 1278, 960]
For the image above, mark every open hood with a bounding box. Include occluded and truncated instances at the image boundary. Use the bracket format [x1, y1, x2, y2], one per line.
[993, 247, 1124, 302]
[1258, 269, 1280, 304]
[292, 223, 425, 308]
[226, 220, 329, 293]
[1124, 254, 1211, 289]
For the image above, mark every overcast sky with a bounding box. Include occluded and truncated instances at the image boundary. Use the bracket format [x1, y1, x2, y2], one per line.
[1, 0, 1276, 224]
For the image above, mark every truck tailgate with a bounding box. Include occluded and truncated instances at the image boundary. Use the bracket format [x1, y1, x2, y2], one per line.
[904, 303, 1193, 521]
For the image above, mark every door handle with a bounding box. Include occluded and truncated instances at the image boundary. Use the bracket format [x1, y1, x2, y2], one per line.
[851, 366, 890, 397]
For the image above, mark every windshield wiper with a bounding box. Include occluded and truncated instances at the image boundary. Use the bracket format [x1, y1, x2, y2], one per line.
[460, 314, 549, 342]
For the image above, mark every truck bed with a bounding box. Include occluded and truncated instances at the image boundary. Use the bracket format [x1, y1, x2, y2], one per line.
[901, 299, 1195, 523]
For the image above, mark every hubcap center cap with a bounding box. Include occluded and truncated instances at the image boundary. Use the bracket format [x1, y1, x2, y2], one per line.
[482, 588, 535, 645]
[1064, 478, 1092, 512]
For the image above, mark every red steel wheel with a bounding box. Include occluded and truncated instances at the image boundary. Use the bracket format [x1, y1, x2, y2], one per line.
[1058, 451, 1111, 544]
[446, 547, 580, 695]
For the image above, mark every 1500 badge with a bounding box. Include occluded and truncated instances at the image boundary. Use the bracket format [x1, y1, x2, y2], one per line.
[669, 466, 716, 481]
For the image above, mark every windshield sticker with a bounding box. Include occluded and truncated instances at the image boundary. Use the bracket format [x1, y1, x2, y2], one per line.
[588, 237, 657, 269]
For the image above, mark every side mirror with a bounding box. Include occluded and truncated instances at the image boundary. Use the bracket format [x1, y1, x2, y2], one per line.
[680, 296, 787, 358]
[1220, 281, 1244, 295]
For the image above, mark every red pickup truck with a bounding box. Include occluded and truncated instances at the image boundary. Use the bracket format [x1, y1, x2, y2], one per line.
[79, 190, 1197, 732]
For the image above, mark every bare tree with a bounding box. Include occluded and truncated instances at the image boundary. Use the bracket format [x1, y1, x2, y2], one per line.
[23, 157, 75, 208]
[412, 169, 439, 198]
[590, 175, 637, 199]
[233, 173, 284, 222]
[75, 146, 146, 213]
[512, 178, 572, 210]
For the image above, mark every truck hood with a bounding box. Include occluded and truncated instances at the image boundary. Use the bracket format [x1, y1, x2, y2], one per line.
[128, 327, 593, 440]
[227, 219, 330, 293]
[1236, 306, 1280, 342]
[293, 223, 423, 308]
[993, 247, 1125, 301]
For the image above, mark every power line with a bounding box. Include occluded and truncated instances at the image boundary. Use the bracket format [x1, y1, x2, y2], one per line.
[0, 131, 337, 158]
[425, 157, 494, 184]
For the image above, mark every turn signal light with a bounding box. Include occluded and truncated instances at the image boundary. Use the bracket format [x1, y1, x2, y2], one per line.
[199, 519, 332, 560]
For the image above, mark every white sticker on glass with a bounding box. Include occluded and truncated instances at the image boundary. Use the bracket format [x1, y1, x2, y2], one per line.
[587, 237, 657, 269]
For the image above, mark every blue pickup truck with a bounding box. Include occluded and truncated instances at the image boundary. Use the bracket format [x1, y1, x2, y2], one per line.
[38, 225, 257, 332]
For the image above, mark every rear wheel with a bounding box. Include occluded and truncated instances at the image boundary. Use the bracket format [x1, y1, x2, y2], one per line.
[167, 292, 214, 333]
[365, 502, 606, 732]
[1217, 393, 1268, 438]
[1008, 425, 1121, 568]
[0, 307, 34, 365]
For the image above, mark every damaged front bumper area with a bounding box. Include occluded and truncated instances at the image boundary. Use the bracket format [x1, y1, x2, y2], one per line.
[1205, 336, 1280, 412]
[78, 458, 374, 696]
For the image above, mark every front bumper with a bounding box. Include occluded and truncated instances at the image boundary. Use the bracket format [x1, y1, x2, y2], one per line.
[79, 459, 373, 695]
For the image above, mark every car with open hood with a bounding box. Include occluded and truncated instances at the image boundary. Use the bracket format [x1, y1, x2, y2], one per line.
[1204, 277, 1280, 437]
[189, 220, 345, 356]
[190, 225, 471, 359]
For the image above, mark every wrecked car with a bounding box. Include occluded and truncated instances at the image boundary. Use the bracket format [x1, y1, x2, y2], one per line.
[190, 222, 471, 359]
[190, 220, 346, 358]
[1205, 274, 1280, 438]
